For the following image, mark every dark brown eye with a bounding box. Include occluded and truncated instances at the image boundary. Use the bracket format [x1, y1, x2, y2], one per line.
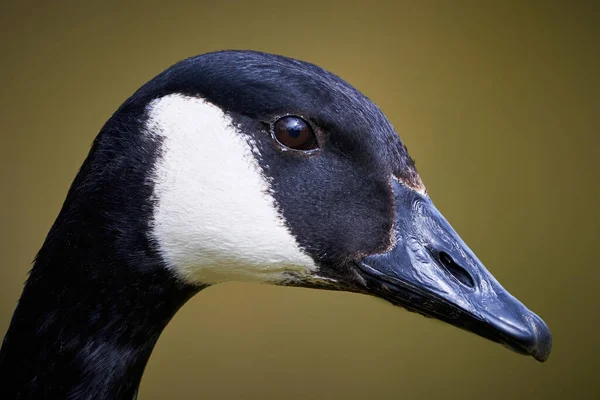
[273, 116, 318, 151]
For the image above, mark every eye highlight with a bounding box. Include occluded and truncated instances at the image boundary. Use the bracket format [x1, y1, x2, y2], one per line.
[273, 116, 318, 151]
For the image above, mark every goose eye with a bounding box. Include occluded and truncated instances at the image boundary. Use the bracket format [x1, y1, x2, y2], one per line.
[273, 116, 318, 151]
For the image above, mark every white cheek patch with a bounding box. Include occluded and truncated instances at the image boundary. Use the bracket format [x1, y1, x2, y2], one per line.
[146, 94, 317, 285]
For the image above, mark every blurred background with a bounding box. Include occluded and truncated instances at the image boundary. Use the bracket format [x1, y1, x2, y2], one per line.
[1, 1, 598, 399]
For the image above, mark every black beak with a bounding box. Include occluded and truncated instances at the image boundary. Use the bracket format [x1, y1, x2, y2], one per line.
[356, 180, 552, 362]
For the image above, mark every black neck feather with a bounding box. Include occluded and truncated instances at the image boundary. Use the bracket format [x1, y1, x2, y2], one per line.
[0, 256, 199, 399]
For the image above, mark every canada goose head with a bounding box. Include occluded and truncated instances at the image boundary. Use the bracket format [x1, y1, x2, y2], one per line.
[0, 50, 551, 399]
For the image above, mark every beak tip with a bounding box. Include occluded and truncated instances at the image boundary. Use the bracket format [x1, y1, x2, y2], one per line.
[487, 306, 552, 362]
[529, 313, 552, 362]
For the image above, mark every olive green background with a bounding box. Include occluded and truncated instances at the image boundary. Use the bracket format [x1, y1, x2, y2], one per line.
[1, 1, 598, 399]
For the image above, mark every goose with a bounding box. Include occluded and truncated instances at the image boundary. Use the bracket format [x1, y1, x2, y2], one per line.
[0, 50, 551, 399]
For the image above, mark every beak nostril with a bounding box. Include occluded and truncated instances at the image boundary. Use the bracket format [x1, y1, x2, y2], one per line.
[438, 251, 475, 289]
